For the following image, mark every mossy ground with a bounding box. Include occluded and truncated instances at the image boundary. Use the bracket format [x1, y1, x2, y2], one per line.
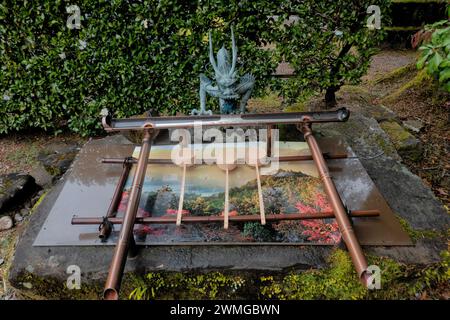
[395, 214, 448, 242]
[123, 249, 449, 300]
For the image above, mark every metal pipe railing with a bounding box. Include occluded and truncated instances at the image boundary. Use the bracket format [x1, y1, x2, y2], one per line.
[72, 210, 379, 225]
[103, 129, 153, 300]
[99, 157, 133, 241]
[299, 123, 369, 283]
[100, 153, 348, 165]
[102, 108, 350, 131]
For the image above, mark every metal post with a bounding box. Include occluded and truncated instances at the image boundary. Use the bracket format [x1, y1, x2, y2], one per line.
[99, 157, 133, 241]
[103, 129, 153, 300]
[300, 123, 369, 283]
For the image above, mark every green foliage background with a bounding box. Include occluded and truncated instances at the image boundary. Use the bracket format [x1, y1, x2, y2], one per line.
[416, 5, 450, 93]
[0, 0, 389, 135]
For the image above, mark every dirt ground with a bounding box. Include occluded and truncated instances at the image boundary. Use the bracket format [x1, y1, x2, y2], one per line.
[0, 132, 86, 299]
[0, 132, 86, 176]
[362, 50, 449, 207]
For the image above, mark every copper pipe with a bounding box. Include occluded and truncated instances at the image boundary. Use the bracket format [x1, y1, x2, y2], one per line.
[300, 123, 369, 282]
[103, 130, 153, 300]
[72, 210, 379, 225]
[99, 158, 133, 241]
[101, 153, 347, 165]
[102, 108, 350, 131]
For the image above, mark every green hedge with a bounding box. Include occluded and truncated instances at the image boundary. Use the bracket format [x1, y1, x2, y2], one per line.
[0, 0, 389, 136]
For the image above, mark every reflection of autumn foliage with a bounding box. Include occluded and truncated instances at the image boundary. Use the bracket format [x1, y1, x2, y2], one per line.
[314, 193, 332, 211]
[295, 203, 316, 214]
[295, 192, 332, 213]
[295, 195, 341, 244]
[119, 170, 341, 244]
[118, 191, 151, 217]
[272, 221, 304, 240]
[300, 220, 340, 244]
[220, 210, 238, 217]
[165, 209, 190, 215]
[134, 225, 164, 236]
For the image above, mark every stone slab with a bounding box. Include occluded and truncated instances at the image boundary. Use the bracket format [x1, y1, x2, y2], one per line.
[32, 136, 410, 246]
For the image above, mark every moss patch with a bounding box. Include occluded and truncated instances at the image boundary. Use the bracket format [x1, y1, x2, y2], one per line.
[30, 191, 48, 214]
[380, 121, 413, 144]
[284, 102, 307, 112]
[248, 94, 284, 113]
[371, 63, 417, 85]
[259, 249, 450, 300]
[127, 271, 248, 300]
[13, 271, 104, 300]
[260, 249, 367, 299]
[381, 70, 433, 104]
[396, 214, 446, 241]
[380, 120, 422, 161]
[125, 249, 450, 300]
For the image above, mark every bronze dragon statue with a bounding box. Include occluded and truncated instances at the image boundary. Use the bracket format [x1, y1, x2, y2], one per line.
[191, 27, 255, 115]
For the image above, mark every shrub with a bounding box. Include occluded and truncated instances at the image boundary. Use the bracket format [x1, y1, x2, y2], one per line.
[0, 1, 389, 135]
[0, 1, 281, 135]
[416, 5, 450, 93]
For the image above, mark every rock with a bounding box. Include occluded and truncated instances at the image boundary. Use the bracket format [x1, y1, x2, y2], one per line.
[22, 282, 32, 289]
[44, 142, 80, 155]
[14, 213, 23, 222]
[0, 258, 4, 266]
[362, 157, 450, 232]
[0, 216, 13, 231]
[20, 208, 28, 216]
[0, 173, 38, 212]
[380, 120, 423, 161]
[362, 104, 399, 123]
[30, 164, 54, 188]
[316, 112, 401, 161]
[38, 152, 76, 177]
[36, 141, 82, 179]
[403, 119, 424, 133]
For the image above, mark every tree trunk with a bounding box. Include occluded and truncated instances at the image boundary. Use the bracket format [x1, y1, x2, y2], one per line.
[325, 87, 337, 109]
